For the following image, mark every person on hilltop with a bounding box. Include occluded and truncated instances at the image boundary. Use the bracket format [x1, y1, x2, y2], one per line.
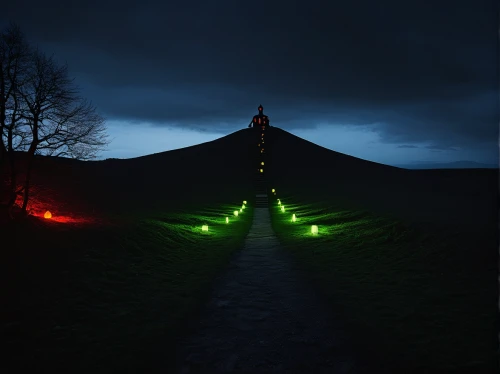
[248, 104, 270, 128]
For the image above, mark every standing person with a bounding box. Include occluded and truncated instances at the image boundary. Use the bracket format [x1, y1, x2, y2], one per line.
[248, 105, 270, 128]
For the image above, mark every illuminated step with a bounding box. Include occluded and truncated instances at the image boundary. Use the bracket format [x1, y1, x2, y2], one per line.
[255, 195, 269, 207]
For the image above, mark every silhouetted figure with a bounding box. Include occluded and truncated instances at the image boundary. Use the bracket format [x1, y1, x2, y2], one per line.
[248, 104, 270, 129]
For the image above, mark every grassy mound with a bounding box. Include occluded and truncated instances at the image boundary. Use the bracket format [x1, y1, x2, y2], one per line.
[2, 128, 258, 373]
[270, 194, 497, 373]
[3, 203, 253, 373]
[266, 126, 497, 372]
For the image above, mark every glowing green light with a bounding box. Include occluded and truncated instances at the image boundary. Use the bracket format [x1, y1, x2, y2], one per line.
[243, 201, 247, 204]
[260, 169, 263, 173]
[261, 162, 264, 166]
[278, 199, 281, 205]
[202, 225, 208, 232]
[234, 210, 239, 216]
[242, 204, 245, 210]
[226, 217, 229, 223]
[281, 205, 285, 213]
[311, 225, 318, 235]
[292, 214, 296, 222]
[271, 188, 275, 193]
[240, 208, 243, 213]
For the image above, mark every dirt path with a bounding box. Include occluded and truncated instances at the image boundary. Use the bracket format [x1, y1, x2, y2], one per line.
[173, 208, 365, 374]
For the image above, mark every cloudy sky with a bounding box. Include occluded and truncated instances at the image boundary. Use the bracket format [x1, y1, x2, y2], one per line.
[2, 0, 498, 166]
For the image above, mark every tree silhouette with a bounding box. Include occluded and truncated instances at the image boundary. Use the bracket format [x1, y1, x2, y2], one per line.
[0, 23, 33, 215]
[0, 23, 109, 217]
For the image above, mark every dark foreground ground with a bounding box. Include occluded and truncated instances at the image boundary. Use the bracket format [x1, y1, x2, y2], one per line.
[265, 128, 498, 373]
[1, 127, 498, 373]
[172, 208, 368, 374]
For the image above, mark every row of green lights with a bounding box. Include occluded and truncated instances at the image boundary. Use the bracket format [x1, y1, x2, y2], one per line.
[202, 200, 248, 232]
[272, 189, 318, 235]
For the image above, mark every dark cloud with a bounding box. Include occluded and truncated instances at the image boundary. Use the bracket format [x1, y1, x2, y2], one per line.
[425, 145, 459, 151]
[397, 145, 419, 149]
[1, 0, 498, 152]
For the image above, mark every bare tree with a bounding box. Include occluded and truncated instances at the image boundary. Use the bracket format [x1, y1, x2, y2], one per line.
[0, 23, 109, 217]
[0, 23, 32, 214]
[14, 48, 109, 213]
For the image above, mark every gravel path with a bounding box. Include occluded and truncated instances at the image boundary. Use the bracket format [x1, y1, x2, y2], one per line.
[174, 208, 363, 374]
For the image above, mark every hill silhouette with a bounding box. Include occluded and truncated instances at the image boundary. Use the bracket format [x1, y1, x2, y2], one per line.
[5, 129, 257, 219]
[266, 127, 497, 230]
[395, 161, 498, 169]
[2, 126, 497, 373]
[5, 126, 496, 229]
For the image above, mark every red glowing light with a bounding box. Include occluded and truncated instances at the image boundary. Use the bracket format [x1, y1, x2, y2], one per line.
[12, 188, 105, 226]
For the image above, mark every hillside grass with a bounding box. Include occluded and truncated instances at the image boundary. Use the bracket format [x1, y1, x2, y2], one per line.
[269, 193, 498, 373]
[2, 202, 253, 373]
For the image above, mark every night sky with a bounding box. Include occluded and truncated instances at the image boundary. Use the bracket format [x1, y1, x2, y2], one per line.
[2, 1, 498, 166]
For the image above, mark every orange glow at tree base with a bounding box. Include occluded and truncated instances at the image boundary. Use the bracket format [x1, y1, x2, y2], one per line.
[36, 213, 95, 224]
[14, 196, 103, 225]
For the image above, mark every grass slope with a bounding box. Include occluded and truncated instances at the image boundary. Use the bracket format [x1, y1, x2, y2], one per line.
[266, 127, 498, 373]
[2, 129, 257, 373]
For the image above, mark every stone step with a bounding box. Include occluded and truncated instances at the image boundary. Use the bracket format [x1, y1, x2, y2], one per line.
[255, 197, 268, 207]
[255, 180, 268, 206]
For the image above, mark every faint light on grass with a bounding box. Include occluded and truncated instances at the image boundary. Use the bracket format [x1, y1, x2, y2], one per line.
[311, 225, 318, 235]
[44, 210, 52, 219]
[292, 214, 296, 222]
[225, 217, 229, 223]
[234, 210, 239, 216]
[278, 199, 281, 206]
[281, 205, 285, 213]
[202, 225, 208, 232]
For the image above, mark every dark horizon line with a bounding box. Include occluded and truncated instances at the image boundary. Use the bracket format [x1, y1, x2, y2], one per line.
[16, 151, 497, 170]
